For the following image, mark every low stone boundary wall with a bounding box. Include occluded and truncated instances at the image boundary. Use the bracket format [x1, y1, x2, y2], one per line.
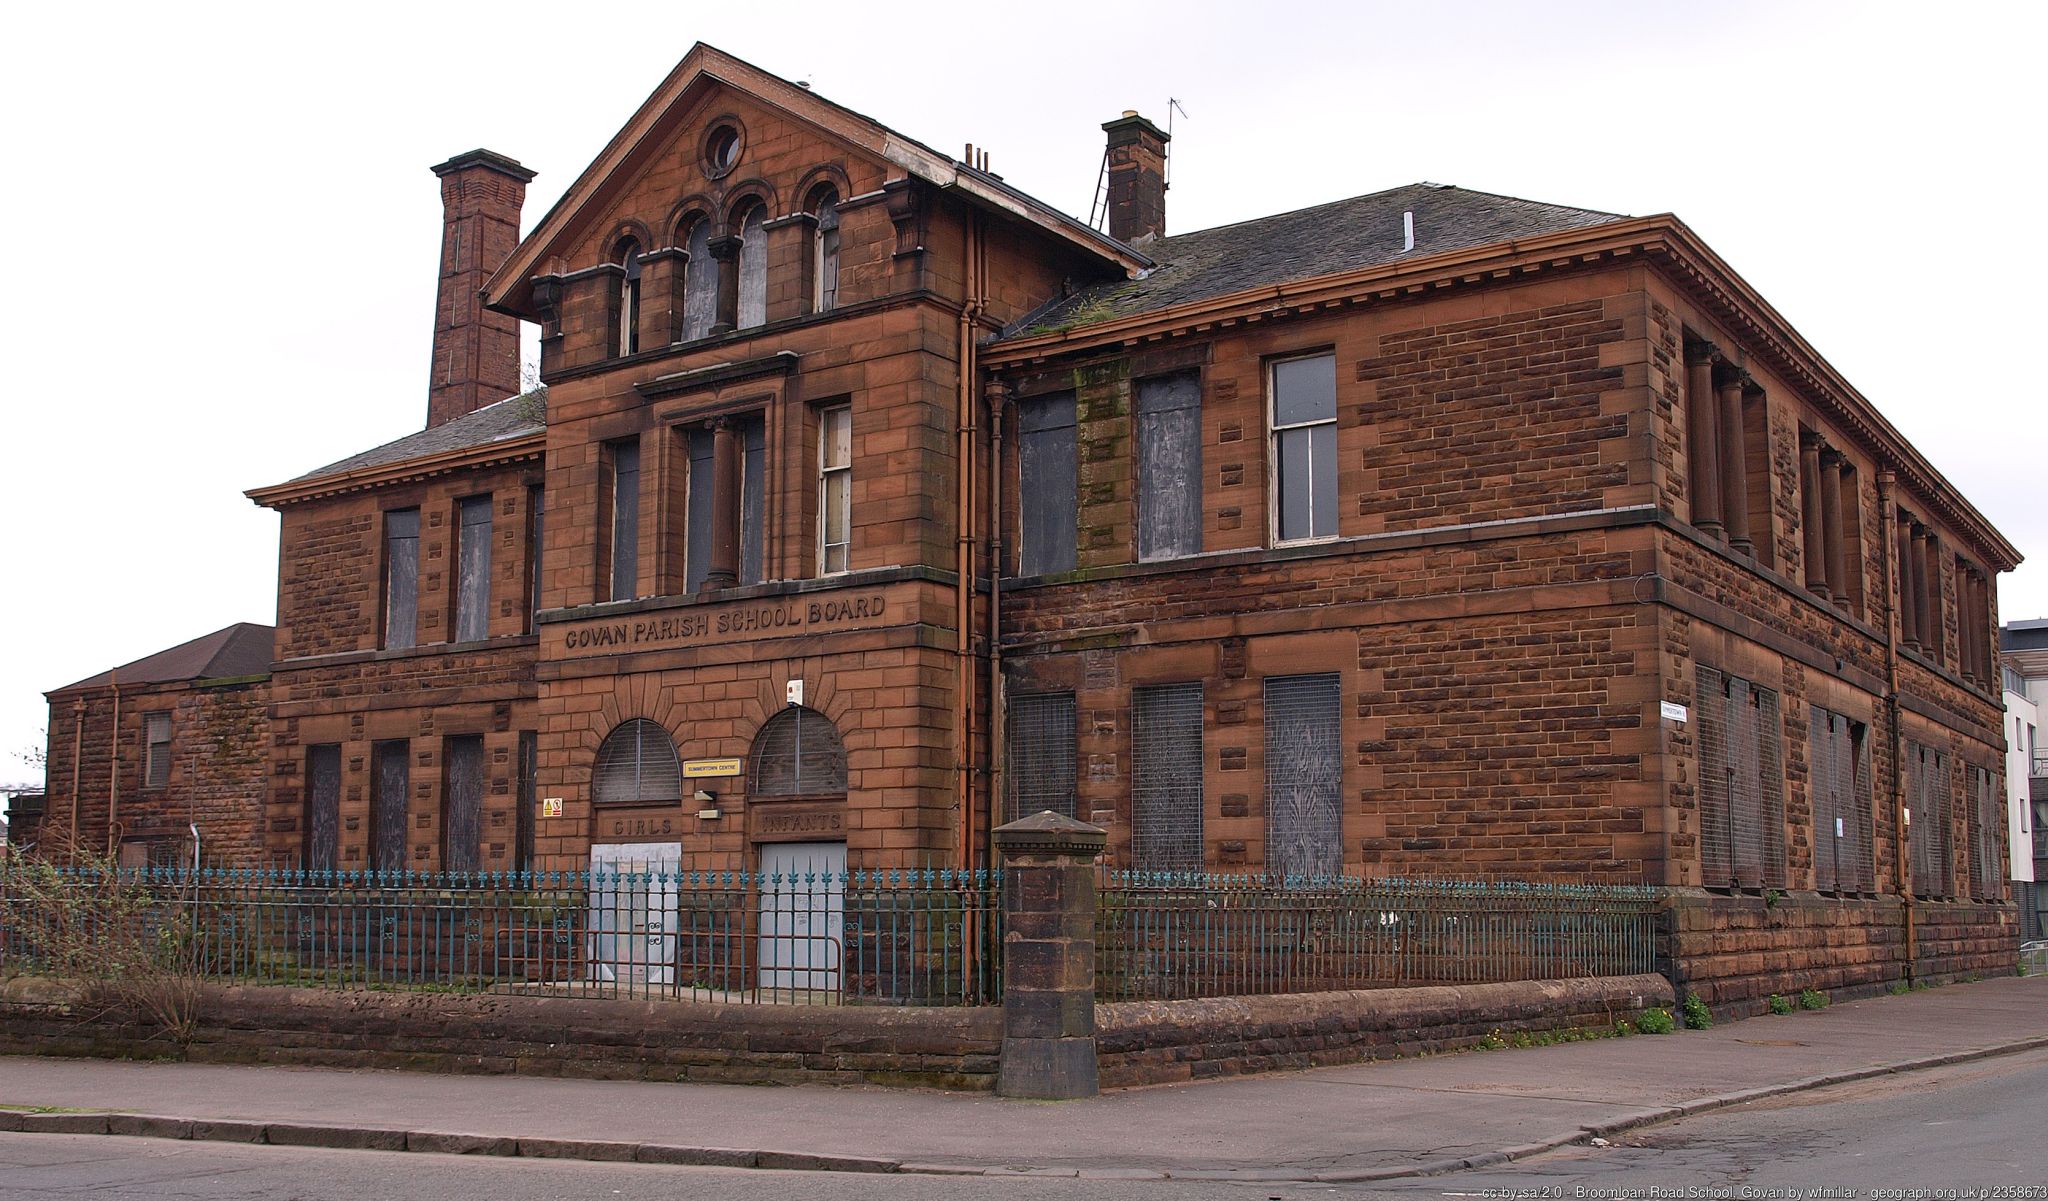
[1095, 974, 1674, 1087]
[0, 980, 1001, 1090]
[1665, 891, 2017, 1017]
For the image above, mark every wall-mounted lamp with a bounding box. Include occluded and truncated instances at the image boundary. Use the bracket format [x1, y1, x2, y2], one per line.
[695, 789, 722, 819]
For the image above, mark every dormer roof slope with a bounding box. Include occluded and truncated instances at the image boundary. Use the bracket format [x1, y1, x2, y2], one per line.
[1008, 183, 1623, 337]
[245, 389, 546, 508]
[51, 623, 276, 694]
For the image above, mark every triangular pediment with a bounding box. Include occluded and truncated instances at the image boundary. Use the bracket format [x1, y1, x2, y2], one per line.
[485, 44, 1147, 320]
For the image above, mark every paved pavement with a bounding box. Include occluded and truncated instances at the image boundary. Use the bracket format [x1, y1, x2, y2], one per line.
[1, 975, 2042, 1183]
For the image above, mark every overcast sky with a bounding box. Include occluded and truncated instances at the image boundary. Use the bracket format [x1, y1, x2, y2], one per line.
[3, 0, 2042, 787]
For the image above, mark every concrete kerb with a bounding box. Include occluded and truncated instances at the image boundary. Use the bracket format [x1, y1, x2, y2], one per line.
[3, 1033, 2045, 1181]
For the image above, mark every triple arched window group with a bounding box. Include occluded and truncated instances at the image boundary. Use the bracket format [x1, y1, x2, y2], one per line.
[591, 707, 848, 806]
[609, 183, 841, 359]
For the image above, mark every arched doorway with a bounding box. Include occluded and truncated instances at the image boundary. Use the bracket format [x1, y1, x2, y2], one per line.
[749, 705, 846, 993]
[587, 718, 682, 988]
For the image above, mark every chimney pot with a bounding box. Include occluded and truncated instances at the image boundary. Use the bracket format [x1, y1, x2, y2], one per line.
[425, 149, 535, 429]
[1100, 112, 1170, 244]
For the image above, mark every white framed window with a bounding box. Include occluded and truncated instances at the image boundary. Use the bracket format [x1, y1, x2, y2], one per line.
[1268, 352, 1338, 544]
[819, 403, 852, 574]
[142, 712, 172, 790]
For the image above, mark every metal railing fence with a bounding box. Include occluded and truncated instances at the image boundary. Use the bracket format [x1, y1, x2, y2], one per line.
[1096, 872, 1662, 1002]
[6, 865, 1668, 1009]
[0, 866, 1001, 1007]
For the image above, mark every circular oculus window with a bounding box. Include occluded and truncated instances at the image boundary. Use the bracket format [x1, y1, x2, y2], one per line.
[704, 124, 742, 176]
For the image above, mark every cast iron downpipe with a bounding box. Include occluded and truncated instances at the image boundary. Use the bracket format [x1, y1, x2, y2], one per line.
[955, 207, 986, 871]
[68, 696, 84, 862]
[986, 379, 1010, 874]
[107, 670, 121, 860]
[1877, 471, 1915, 979]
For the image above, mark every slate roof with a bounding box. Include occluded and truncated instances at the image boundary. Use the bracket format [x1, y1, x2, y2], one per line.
[292, 389, 547, 483]
[55, 623, 276, 693]
[1008, 184, 1625, 337]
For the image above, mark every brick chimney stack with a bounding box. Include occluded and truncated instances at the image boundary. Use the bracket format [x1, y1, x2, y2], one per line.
[1101, 112, 1169, 245]
[427, 149, 536, 430]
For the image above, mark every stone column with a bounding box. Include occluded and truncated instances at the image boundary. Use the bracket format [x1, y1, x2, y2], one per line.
[705, 418, 742, 592]
[1718, 373, 1752, 556]
[1686, 350, 1723, 537]
[994, 811, 1106, 1100]
[708, 233, 742, 337]
[1800, 434, 1828, 595]
[1820, 449, 1848, 610]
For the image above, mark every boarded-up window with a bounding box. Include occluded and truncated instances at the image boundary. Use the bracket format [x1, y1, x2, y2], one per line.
[1696, 667, 1786, 890]
[1132, 683, 1204, 873]
[750, 706, 848, 796]
[142, 712, 172, 790]
[593, 719, 681, 806]
[1007, 692, 1077, 820]
[1018, 392, 1077, 576]
[682, 218, 716, 342]
[742, 420, 765, 585]
[1264, 673, 1342, 880]
[1808, 707, 1874, 894]
[607, 440, 640, 602]
[305, 744, 341, 871]
[614, 238, 642, 357]
[736, 203, 768, 329]
[1908, 742, 1953, 898]
[121, 839, 179, 870]
[1137, 371, 1202, 562]
[370, 740, 410, 873]
[516, 731, 537, 874]
[443, 735, 485, 873]
[454, 495, 492, 643]
[686, 419, 766, 591]
[812, 188, 841, 312]
[819, 404, 852, 574]
[383, 508, 420, 649]
[1968, 764, 2001, 901]
[1270, 354, 1337, 543]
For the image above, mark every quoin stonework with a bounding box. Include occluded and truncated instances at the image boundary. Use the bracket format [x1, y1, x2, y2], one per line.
[33, 43, 2021, 1011]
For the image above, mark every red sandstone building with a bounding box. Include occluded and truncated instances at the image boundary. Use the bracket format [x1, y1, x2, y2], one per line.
[42, 44, 2020, 1002]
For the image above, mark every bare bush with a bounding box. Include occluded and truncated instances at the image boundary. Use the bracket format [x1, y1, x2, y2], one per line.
[0, 843, 202, 1047]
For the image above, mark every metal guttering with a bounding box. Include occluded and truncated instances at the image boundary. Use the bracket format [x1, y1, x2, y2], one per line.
[983, 214, 2018, 572]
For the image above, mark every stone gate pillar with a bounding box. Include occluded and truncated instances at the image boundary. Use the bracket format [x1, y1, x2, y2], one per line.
[994, 811, 1105, 1099]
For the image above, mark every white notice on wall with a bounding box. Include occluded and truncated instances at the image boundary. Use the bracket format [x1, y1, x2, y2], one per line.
[1660, 701, 1689, 724]
[1835, 817, 1845, 838]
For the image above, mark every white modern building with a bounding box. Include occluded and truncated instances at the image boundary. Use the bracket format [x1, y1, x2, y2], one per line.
[2000, 620, 2047, 939]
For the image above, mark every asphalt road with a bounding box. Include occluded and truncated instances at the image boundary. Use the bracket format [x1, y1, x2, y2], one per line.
[3, 1049, 2042, 1199]
[1395, 1047, 2048, 1196]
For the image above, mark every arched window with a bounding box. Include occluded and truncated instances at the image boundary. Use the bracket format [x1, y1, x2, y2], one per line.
[680, 216, 716, 342]
[750, 705, 847, 797]
[808, 185, 840, 314]
[593, 718, 681, 805]
[612, 237, 642, 356]
[734, 201, 768, 329]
